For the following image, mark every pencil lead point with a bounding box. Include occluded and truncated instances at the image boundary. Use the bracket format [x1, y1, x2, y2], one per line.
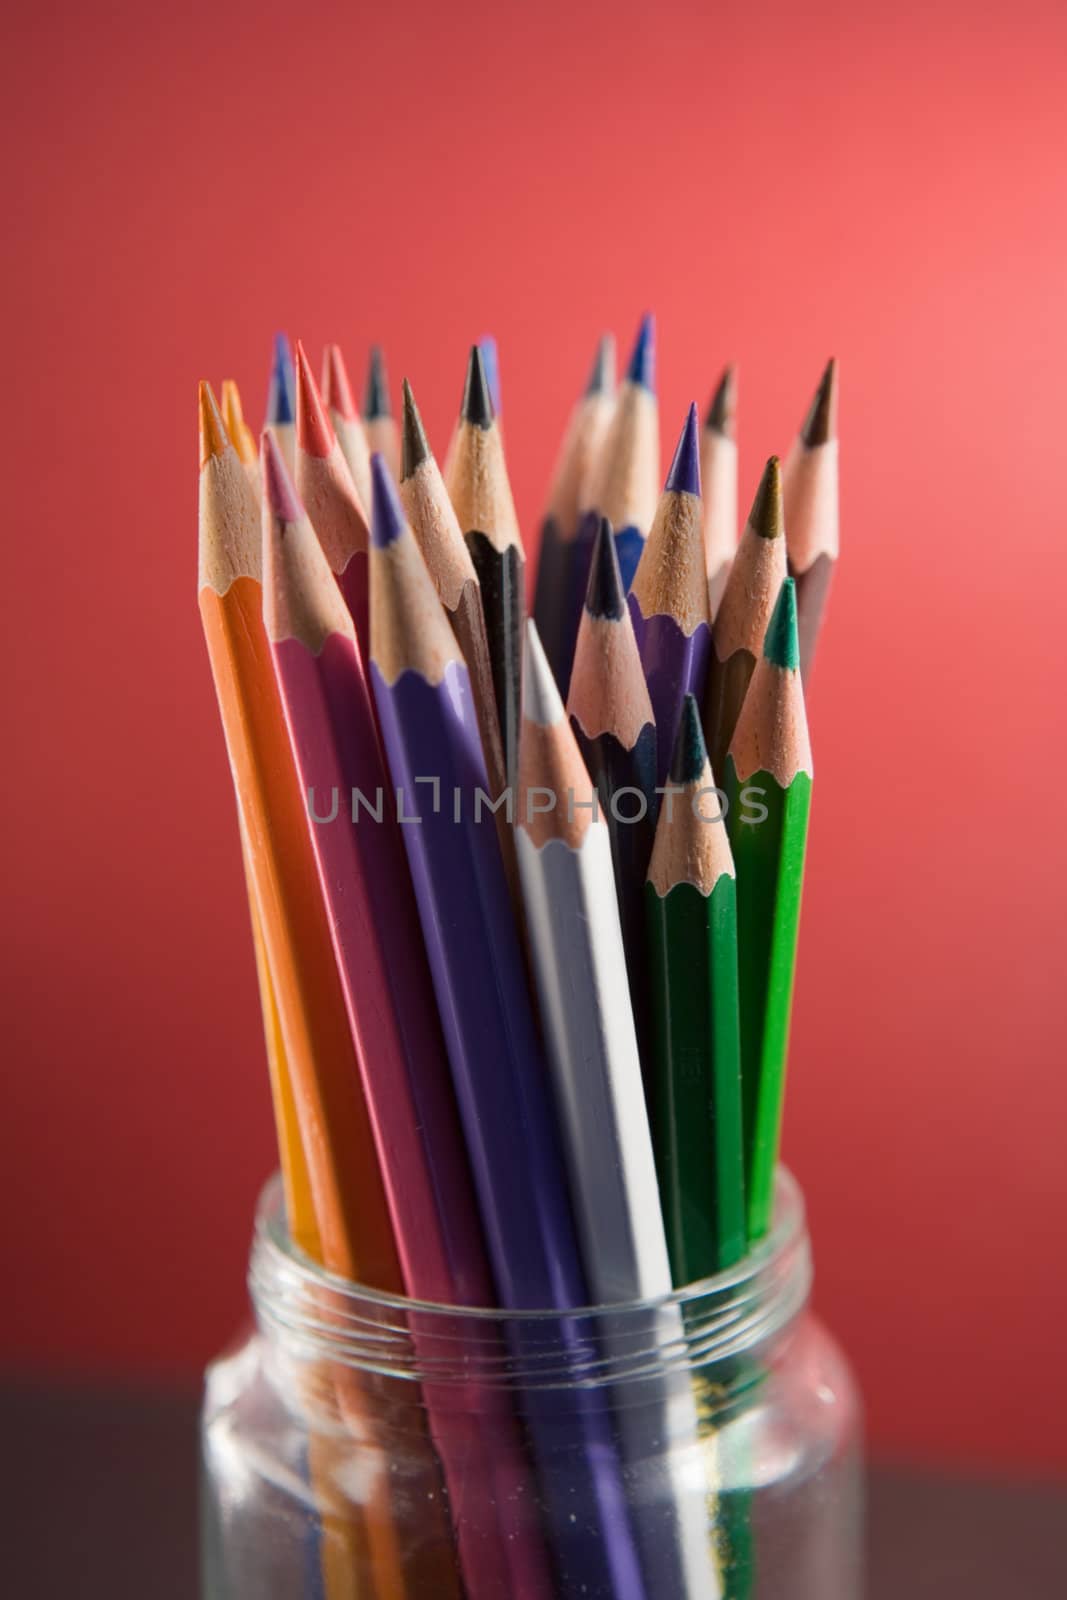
[748, 456, 784, 540]
[584, 517, 625, 621]
[322, 344, 358, 420]
[625, 312, 655, 392]
[665, 403, 702, 496]
[763, 578, 800, 669]
[295, 340, 334, 458]
[219, 380, 256, 466]
[261, 428, 303, 523]
[523, 621, 564, 727]
[799, 358, 838, 447]
[669, 695, 708, 788]
[461, 343, 495, 428]
[370, 452, 405, 548]
[198, 381, 230, 468]
[478, 335, 501, 418]
[363, 345, 392, 420]
[400, 379, 431, 480]
[704, 365, 737, 438]
[267, 333, 295, 426]
[586, 332, 616, 396]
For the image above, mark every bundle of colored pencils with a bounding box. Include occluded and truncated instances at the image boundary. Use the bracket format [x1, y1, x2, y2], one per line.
[197, 324, 838, 1600]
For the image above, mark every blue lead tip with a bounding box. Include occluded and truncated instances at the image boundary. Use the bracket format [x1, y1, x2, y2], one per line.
[665, 402, 702, 497]
[267, 332, 296, 426]
[478, 335, 501, 419]
[370, 452, 405, 548]
[625, 312, 655, 392]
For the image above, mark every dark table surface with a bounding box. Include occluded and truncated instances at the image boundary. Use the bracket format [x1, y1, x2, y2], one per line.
[2, 1379, 1064, 1597]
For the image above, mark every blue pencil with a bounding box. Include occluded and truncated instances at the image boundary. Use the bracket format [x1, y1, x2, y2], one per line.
[585, 313, 660, 594]
[265, 330, 296, 471]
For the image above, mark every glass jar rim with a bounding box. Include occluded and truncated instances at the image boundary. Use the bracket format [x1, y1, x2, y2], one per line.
[249, 1167, 812, 1386]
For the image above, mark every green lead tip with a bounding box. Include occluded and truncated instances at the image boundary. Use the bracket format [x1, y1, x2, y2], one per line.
[763, 577, 800, 669]
[669, 695, 709, 786]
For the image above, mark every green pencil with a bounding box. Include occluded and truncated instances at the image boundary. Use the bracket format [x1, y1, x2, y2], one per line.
[725, 578, 813, 1242]
[646, 695, 746, 1281]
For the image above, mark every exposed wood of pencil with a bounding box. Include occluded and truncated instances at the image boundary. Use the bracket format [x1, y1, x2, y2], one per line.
[198, 389, 413, 1600]
[783, 359, 839, 681]
[362, 344, 400, 478]
[518, 626, 719, 1600]
[629, 404, 712, 789]
[586, 313, 659, 594]
[263, 436, 534, 1600]
[198, 384, 398, 1289]
[646, 697, 745, 1279]
[369, 470, 642, 1600]
[567, 517, 657, 1082]
[446, 345, 526, 786]
[533, 334, 616, 683]
[703, 455, 787, 783]
[701, 366, 738, 618]
[724, 578, 813, 1242]
[321, 343, 374, 511]
[293, 340, 372, 651]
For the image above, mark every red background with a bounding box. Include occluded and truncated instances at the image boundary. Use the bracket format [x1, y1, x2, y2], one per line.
[4, 0, 1066, 1474]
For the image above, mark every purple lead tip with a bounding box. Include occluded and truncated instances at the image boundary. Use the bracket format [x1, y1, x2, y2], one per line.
[625, 312, 655, 392]
[665, 402, 702, 497]
[370, 451, 405, 547]
[261, 428, 303, 524]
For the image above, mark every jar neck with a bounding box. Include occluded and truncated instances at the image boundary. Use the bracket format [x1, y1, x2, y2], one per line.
[248, 1168, 812, 1409]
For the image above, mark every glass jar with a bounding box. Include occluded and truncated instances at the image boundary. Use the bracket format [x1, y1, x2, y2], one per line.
[201, 1168, 862, 1599]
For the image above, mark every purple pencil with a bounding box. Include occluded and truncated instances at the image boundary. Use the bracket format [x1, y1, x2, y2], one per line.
[368, 454, 648, 1600]
[628, 404, 711, 789]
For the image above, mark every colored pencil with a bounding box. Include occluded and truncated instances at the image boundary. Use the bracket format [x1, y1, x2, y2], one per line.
[629, 403, 712, 789]
[265, 331, 296, 472]
[321, 342, 374, 512]
[533, 334, 616, 688]
[701, 366, 738, 618]
[782, 359, 838, 681]
[567, 516, 657, 1074]
[368, 458, 646, 1600]
[517, 627, 720, 1600]
[478, 333, 501, 419]
[262, 434, 555, 1600]
[220, 378, 261, 499]
[445, 344, 526, 787]
[198, 386, 412, 1599]
[586, 312, 659, 594]
[724, 578, 813, 1242]
[397, 377, 507, 807]
[646, 697, 745, 1280]
[703, 456, 787, 784]
[293, 340, 372, 651]
[362, 344, 399, 478]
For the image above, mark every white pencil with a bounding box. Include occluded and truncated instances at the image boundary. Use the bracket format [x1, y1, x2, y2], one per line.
[516, 623, 722, 1600]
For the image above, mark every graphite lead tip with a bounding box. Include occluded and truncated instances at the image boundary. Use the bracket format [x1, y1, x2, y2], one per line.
[460, 343, 495, 429]
[664, 402, 702, 497]
[799, 358, 838, 447]
[586, 332, 617, 397]
[400, 378, 432, 480]
[584, 517, 625, 621]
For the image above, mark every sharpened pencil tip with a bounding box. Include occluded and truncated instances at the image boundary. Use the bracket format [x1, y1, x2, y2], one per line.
[199, 381, 230, 468]
[669, 696, 708, 788]
[704, 365, 737, 438]
[295, 340, 334, 458]
[799, 358, 838, 446]
[220, 380, 256, 466]
[261, 428, 303, 523]
[322, 344, 358, 420]
[763, 577, 800, 669]
[267, 333, 296, 426]
[625, 312, 656, 392]
[478, 335, 501, 418]
[400, 379, 432, 480]
[665, 403, 702, 497]
[461, 344, 495, 429]
[370, 452, 405, 547]
[748, 456, 784, 540]
[523, 621, 565, 727]
[363, 345, 392, 420]
[585, 333, 616, 396]
[584, 517, 625, 621]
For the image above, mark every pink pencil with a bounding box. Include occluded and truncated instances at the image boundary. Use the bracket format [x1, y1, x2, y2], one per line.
[261, 430, 556, 1600]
